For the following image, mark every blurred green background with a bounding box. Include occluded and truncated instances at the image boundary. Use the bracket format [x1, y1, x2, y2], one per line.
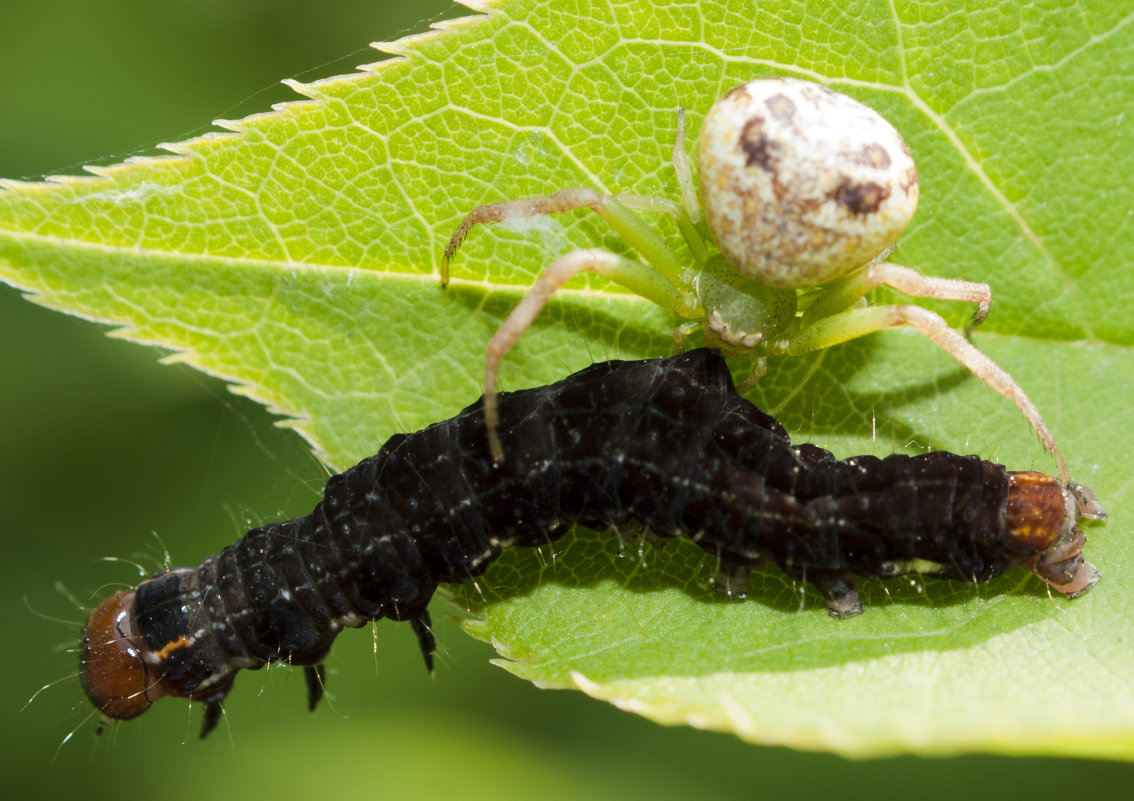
[1, 2, 1129, 799]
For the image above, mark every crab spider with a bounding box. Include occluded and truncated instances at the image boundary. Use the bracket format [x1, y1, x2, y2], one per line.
[441, 77, 1067, 483]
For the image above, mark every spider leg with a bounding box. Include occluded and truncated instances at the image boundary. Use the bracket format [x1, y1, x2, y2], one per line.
[872, 261, 991, 334]
[443, 190, 686, 286]
[734, 356, 768, 393]
[798, 258, 992, 334]
[779, 302, 1069, 484]
[444, 189, 604, 283]
[671, 108, 702, 224]
[672, 320, 702, 351]
[483, 247, 695, 461]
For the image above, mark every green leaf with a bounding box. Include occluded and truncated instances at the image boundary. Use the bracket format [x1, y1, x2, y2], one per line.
[1, 0, 1131, 758]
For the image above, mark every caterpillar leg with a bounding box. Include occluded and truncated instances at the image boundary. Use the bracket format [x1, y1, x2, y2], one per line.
[199, 700, 224, 740]
[304, 664, 326, 712]
[410, 611, 436, 673]
[811, 571, 864, 618]
[713, 558, 752, 600]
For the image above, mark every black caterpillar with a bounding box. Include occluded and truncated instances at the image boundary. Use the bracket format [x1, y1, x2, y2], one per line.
[80, 349, 1104, 738]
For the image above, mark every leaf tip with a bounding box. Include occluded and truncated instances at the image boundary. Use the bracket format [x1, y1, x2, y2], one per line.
[455, 0, 495, 12]
[366, 0, 491, 61]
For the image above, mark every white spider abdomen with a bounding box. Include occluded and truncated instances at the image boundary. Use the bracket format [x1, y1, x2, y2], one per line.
[698, 78, 919, 288]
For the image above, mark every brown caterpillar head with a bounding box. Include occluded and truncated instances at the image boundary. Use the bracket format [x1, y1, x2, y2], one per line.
[79, 590, 167, 722]
[1005, 472, 1106, 598]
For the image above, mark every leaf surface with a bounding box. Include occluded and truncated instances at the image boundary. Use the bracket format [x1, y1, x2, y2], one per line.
[1, 0, 1131, 757]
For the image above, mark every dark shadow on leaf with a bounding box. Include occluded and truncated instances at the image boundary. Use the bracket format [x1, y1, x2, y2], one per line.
[448, 524, 1085, 681]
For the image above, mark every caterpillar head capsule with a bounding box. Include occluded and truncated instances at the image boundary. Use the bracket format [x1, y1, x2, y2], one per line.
[80, 569, 241, 738]
[1005, 473, 1106, 597]
[79, 590, 167, 723]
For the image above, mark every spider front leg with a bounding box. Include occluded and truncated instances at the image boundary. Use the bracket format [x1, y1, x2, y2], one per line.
[797, 257, 992, 332]
[479, 247, 696, 461]
[442, 189, 688, 288]
[877, 261, 991, 332]
[442, 179, 707, 460]
[774, 266, 1068, 483]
